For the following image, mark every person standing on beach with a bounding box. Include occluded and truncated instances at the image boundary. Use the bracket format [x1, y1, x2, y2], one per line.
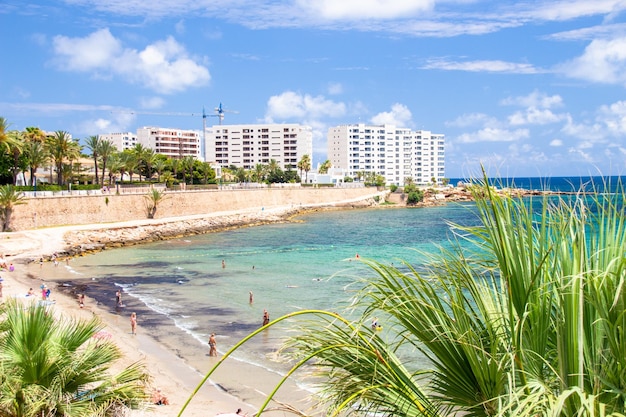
[79, 293, 85, 308]
[115, 290, 122, 307]
[262, 309, 270, 326]
[130, 312, 137, 335]
[222, 259, 226, 268]
[209, 333, 217, 356]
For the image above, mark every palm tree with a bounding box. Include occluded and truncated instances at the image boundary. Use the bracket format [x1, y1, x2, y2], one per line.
[297, 154, 311, 183]
[181, 156, 195, 184]
[105, 153, 123, 189]
[0, 117, 12, 152]
[84, 135, 101, 185]
[24, 140, 49, 187]
[0, 185, 25, 231]
[144, 188, 167, 219]
[252, 163, 266, 183]
[45, 131, 79, 185]
[98, 140, 116, 186]
[153, 158, 167, 182]
[120, 151, 138, 183]
[0, 299, 149, 416]
[318, 159, 332, 174]
[131, 144, 150, 182]
[7, 130, 24, 185]
[22, 126, 47, 144]
[187, 176, 626, 417]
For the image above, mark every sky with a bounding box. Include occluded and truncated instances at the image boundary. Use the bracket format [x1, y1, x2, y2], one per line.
[2, 1, 626, 178]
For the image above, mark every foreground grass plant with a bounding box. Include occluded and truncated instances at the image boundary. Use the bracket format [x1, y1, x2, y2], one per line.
[185, 178, 626, 417]
[0, 299, 150, 417]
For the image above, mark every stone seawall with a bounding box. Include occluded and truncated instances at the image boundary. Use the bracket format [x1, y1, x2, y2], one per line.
[9, 187, 383, 231]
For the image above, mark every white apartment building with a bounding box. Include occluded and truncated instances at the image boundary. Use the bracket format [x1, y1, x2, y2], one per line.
[327, 124, 445, 185]
[205, 123, 313, 170]
[137, 127, 201, 160]
[98, 132, 137, 151]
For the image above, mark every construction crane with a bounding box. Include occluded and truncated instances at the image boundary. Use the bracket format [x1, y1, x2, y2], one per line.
[213, 102, 239, 125]
[110, 108, 223, 159]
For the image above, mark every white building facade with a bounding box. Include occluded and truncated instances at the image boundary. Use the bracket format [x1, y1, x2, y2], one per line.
[136, 127, 201, 160]
[205, 123, 313, 170]
[327, 124, 445, 185]
[98, 132, 137, 151]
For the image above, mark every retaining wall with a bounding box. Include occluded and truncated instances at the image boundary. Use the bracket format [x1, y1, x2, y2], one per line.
[9, 187, 382, 231]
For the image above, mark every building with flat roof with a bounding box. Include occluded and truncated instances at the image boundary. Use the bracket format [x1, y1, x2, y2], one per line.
[205, 123, 313, 170]
[327, 124, 445, 185]
[98, 132, 137, 151]
[137, 127, 201, 160]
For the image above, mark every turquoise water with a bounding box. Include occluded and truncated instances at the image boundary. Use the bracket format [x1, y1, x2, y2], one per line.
[59, 204, 480, 372]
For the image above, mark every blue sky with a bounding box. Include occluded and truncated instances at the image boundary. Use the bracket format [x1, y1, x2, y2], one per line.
[2, 0, 626, 178]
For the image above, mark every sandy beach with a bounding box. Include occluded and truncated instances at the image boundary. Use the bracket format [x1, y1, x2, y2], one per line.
[0, 207, 326, 417]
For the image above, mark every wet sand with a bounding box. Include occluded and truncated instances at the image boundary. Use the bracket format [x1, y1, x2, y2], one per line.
[2, 246, 320, 417]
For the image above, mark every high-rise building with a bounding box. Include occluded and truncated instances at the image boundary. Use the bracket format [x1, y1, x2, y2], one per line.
[327, 123, 445, 185]
[98, 132, 137, 151]
[136, 127, 201, 160]
[205, 123, 313, 170]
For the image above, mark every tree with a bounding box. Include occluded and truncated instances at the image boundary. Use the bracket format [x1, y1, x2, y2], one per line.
[0, 185, 25, 231]
[24, 140, 48, 187]
[84, 135, 101, 184]
[22, 126, 47, 144]
[297, 154, 311, 183]
[190, 176, 626, 417]
[0, 299, 149, 416]
[45, 131, 80, 185]
[144, 188, 167, 219]
[284, 178, 626, 416]
[0, 117, 13, 153]
[98, 140, 116, 186]
[152, 157, 167, 182]
[120, 150, 138, 183]
[181, 156, 195, 184]
[318, 159, 332, 174]
[252, 163, 266, 183]
[6, 131, 24, 185]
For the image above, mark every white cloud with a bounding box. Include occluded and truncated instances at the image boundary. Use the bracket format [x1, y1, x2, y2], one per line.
[597, 100, 626, 135]
[51, 28, 210, 94]
[422, 58, 540, 74]
[446, 113, 497, 128]
[456, 127, 529, 143]
[525, 0, 626, 21]
[508, 108, 565, 126]
[139, 97, 166, 109]
[264, 91, 346, 122]
[370, 103, 412, 127]
[550, 139, 563, 146]
[501, 91, 563, 109]
[327, 82, 343, 95]
[175, 20, 186, 35]
[52, 29, 122, 71]
[296, 0, 434, 20]
[561, 37, 626, 85]
[57, 0, 626, 39]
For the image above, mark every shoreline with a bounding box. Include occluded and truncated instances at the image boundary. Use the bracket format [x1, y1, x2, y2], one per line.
[0, 204, 338, 416]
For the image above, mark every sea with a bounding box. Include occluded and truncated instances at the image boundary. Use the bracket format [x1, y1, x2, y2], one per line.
[52, 175, 625, 391]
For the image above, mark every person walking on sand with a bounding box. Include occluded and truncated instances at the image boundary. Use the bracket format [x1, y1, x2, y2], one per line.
[209, 333, 218, 357]
[130, 312, 137, 335]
